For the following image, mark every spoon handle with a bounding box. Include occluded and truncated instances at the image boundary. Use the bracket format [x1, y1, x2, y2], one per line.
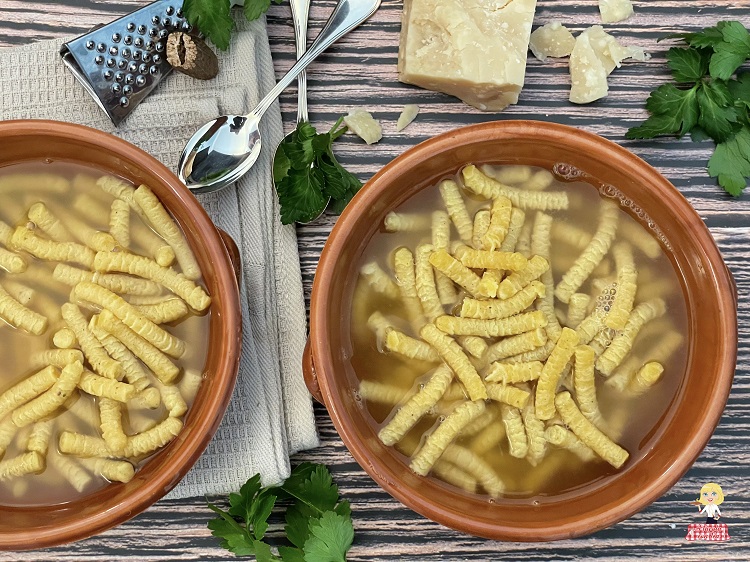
[252, 0, 382, 118]
[289, 0, 310, 124]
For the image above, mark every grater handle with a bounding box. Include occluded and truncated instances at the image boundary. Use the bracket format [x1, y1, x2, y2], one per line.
[251, 0, 381, 119]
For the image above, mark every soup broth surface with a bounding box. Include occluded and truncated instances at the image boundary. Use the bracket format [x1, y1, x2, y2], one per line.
[0, 161, 209, 506]
[349, 164, 688, 500]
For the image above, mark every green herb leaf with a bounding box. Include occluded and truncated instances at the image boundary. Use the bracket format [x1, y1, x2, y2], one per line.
[244, 0, 272, 21]
[254, 540, 281, 562]
[667, 47, 710, 83]
[276, 165, 329, 224]
[279, 464, 340, 518]
[207, 464, 354, 561]
[709, 21, 750, 80]
[326, 170, 361, 214]
[710, 47, 750, 81]
[182, 0, 233, 50]
[207, 502, 257, 556]
[303, 511, 354, 562]
[274, 121, 361, 224]
[629, 21, 750, 196]
[728, 72, 750, 104]
[668, 26, 724, 49]
[690, 126, 712, 143]
[227, 474, 262, 525]
[709, 126, 750, 195]
[279, 546, 307, 562]
[697, 80, 739, 143]
[625, 84, 699, 138]
[285, 503, 315, 550]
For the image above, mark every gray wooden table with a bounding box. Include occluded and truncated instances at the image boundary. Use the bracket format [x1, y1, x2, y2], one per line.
[1, 0, 749, 559]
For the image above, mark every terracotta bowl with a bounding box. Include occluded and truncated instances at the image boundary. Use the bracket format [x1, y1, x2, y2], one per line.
[305, 121, 737, 541]
[0, 120, 242, 549]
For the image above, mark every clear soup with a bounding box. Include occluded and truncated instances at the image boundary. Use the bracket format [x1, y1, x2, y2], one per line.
[349, 164, 687, 500]
[0, 161, 209, 506]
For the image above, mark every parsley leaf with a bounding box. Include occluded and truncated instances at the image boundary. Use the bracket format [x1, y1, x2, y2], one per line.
[274, 119, 362, 224]
[628, 21, 750, 196]
[207, 463, 355, 560]
[709, 126, 750, 196]
[244, 0, 272, 21]
[729, 72, 750, 107]
[207, 503, 259, 556]
[183, 0, 234, 51]
[696, 80, 738, 142]
[625, 84, 699, 138]
[303, 511, 354, 562]
[709, 21, 750, 80]
[276, 164, 328, 224]
[184, 0, 285, 50]
[669, 26, 724, 49]
[667, 47, 710, 83]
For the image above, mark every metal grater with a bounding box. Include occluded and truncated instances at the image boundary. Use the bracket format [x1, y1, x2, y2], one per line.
[60, 0, 193, 126]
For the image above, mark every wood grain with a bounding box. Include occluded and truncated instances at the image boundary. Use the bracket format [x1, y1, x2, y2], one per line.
[1, 0, 750, 559]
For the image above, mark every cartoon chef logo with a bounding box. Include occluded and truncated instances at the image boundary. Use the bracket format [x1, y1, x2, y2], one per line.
[685, 483, 730, 542]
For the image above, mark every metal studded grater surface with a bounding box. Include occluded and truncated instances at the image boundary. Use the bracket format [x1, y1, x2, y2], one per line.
[60, 1, 192, 126]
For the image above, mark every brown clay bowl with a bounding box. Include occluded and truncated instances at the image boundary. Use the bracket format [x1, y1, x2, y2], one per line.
[304, 120, 737, 541]
[0, 120, 242, 549]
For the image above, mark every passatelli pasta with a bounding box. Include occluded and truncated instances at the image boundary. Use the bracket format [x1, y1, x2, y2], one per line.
[351, 163, 688, 498]
[0, 163, 210, 506]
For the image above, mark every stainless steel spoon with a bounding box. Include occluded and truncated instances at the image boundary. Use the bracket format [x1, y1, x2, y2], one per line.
[178, 0, 381, 194]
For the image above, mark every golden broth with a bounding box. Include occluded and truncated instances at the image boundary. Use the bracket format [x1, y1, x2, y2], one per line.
[0, 161, 209, 506]
[350, 164, 688, 500]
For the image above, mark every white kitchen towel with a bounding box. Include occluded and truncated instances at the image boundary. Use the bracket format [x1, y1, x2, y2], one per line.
[0, 13, 319, 498]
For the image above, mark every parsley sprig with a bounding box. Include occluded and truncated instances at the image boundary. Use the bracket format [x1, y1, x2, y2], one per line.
[207, 463, 354, 561]
[627, 21, 750, 196]
[183, 0, 283, 50]
[273, 119, 362, 224]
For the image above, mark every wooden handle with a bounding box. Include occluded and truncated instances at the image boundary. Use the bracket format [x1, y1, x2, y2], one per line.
[302, 338, 324, 404]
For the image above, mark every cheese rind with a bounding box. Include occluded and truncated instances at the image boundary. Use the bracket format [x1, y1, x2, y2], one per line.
[529, 22, 576, 62]
[398, 0, 538, 111]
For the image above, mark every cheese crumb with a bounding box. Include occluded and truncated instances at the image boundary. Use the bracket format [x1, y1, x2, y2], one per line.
[529, 22, 576, 62]
[344, 110, 383, 145]
[569, 26, 649, 104]
[396, 104, 420, 132]
[599, 0, 635, 24]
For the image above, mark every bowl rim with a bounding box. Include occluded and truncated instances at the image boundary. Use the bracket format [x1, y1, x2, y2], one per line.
[0, 119, 242, 549]
[310, 120, 738, 541]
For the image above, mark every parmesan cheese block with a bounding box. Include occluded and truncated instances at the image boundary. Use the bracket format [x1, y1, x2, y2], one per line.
[599, 0, 635, 24]
[398, 0, 538, 111]
[569, 26, 649, 104]
[529, 22, 576, 62]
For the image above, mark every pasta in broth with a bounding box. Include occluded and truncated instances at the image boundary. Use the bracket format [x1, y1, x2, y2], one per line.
[0, 162, 210, 506]
[350, 164, 688, 499]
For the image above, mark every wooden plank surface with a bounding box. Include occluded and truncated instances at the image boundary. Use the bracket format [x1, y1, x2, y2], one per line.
[1, 0, 749, 559]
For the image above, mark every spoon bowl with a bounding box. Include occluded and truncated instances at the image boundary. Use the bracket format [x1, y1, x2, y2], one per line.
[178, 115, 261, 193]
[178, 0, 382, 195]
